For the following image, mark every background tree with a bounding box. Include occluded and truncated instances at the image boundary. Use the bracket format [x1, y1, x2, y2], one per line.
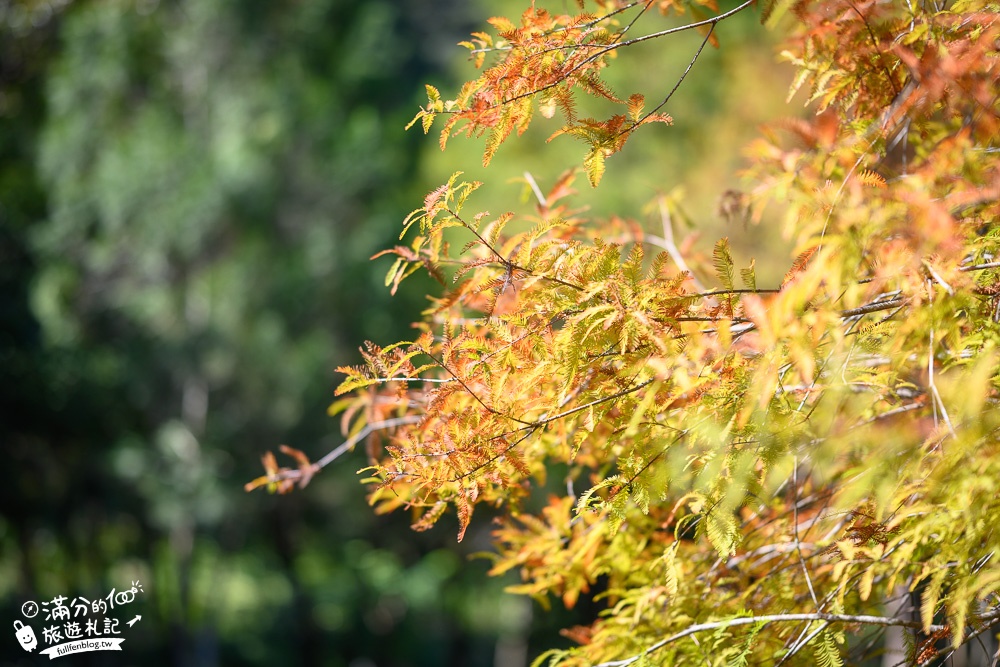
[0, 1, 555, 665]
[265, 1, 1000, 665]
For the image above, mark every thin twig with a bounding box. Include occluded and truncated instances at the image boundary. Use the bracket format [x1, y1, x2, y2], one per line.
[592, 613, 948, 667]
[840, 296, 906, 318]
[448, 206, 584, 292]
[927, 327, 956, 438]
[528, 377, 656, 428]
[610, 0, 754, 50]
[778, 620, 830, 666]
[613, 0, 654, 43]
[657, 196, 705, 291]
[422, 348, 535, 426]
[791, 456, 820, 608]
[468, 1, 645, 54]
[616, 22, 714, 139]
[450, 1, 754, 114]
[692, 287, 782, 297]
[923, 260, 954, 294]
[261, 416, 425, 487]
[368, 377, 456, 384]
[523, 171, 547, 207]
[961, 261, 1000, 272]
[845, 0, 900, 97]
[451, 425, 540, 481]
[315, 416, 424, 470]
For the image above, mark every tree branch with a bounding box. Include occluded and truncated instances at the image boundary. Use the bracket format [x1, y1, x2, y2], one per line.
[594, 613, 950, 667]
[451, 0, 755, 114]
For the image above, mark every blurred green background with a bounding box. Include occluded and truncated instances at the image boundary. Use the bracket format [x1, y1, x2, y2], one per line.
[0, 1, 791, 665]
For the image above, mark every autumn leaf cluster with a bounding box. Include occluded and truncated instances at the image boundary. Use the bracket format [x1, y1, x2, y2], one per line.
[253, 1, 1000, 665]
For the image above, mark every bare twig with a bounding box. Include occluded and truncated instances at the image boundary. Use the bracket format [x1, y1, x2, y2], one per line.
[927, 327, 956, 438]
[840, 296, 906, 318]
[593, 613, 948, 667]
[450, 1, 755, 114]
[468, 1, 645, 54]
[923, 260, 954, 294]
[657, 196, 705, 291]
[961, 261, 1000, 272]
[617, 23, 714, 138]
[529, 378, 656, 428]
[368, 377, 456, 384]
[523, 171, 547, 207]
[315, 416, 424, 470]
[791, 457, 820, 608]
[778, 620, 830, 666]
[611, 1, 754, 50]
[259, 416, 425, 488]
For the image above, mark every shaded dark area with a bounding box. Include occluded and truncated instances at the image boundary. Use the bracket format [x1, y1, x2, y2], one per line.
[0, 1, 587, 664]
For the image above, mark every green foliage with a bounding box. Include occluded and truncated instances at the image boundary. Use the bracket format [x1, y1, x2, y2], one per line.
[814, 629, 844, 667]
[253, 0, 1000, 665]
